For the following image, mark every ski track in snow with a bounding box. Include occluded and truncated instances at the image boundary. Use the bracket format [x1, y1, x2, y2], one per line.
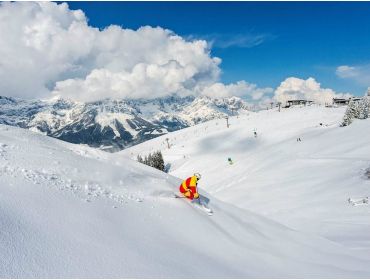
[0, 134, 145, 207]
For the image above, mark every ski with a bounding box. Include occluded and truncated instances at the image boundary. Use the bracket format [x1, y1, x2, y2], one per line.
[192, 198, 213, 216]
[174, 193, 213, 216]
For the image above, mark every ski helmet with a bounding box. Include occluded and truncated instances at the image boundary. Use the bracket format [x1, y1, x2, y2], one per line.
[194, 173, 202, 180]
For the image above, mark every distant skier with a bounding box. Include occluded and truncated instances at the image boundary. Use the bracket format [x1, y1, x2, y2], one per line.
[228, 158, 233, 165]
[179, 173, 201, 200]
[254, 131, 257, 138]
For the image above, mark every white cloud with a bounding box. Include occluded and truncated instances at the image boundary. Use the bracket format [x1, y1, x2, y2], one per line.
[336, 64, 370, 85]
[336, 65, 357, 78]
[201, 81, 273, 100]
[0, 2, 94, 99]
[53, 61, 203, 102]
[274, 77, 351, 105]
[193, 33, 275, 49]
[0, 2, 223, 101]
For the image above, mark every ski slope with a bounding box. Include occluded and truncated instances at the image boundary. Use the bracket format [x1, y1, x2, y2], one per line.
[1, 122, 370, 277]
[123, 105, 370, 258]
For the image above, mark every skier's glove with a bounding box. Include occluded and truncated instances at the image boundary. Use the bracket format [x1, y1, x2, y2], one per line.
[193, 193, 199, 199]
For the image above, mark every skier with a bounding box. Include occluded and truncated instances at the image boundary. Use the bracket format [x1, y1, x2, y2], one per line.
[254, 131, 257, 138]
[179, 173, 201, 200]
[228, 158, 233, 165]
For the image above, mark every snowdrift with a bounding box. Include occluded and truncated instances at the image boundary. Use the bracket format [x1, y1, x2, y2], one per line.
[1, 123, 370, 277]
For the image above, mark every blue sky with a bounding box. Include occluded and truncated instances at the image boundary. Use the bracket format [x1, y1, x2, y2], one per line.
[66, 1, 370, 97]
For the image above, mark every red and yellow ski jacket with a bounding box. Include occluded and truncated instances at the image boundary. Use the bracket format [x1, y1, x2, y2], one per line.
[179, 176, 199, 196]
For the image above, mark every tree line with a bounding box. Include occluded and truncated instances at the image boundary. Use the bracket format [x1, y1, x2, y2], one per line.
[137, 151, 165, 172]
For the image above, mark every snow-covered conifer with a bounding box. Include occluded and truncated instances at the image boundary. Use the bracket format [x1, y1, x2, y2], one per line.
[341, 99, 358, 126]
[137, 154, 144, 163]
[362, 88, 370, 119]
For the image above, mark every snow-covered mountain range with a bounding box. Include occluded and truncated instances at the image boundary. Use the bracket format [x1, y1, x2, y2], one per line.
[0, 95, 249, 151]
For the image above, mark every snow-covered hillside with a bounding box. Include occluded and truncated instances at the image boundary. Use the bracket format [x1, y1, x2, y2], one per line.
[1, 122, 370, 277]
[123, 105, 370, 259]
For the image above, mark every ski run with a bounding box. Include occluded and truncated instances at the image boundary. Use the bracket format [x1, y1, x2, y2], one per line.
[1, 105, 370, 277]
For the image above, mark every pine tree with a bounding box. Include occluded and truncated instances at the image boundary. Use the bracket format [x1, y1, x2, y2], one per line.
[147, 153, 153, 167]
[362, 92, 370, 119]
[154, 151, 165, 171]
[353, 100, 361, 119]
[144, 155, 149, 165]
[358, 98, 366, 119]
[364, 97, 370, 119]
[341, 99, 357, 126]
[137, 155, 143, 163]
